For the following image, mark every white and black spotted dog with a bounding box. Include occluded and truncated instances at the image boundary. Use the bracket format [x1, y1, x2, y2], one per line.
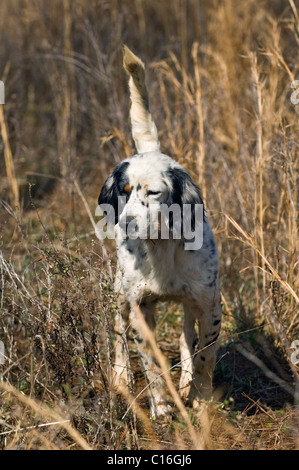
[98, 46, 222, 419]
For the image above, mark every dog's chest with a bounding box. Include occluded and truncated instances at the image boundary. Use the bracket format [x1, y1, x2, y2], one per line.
[117, 238, 216, 302]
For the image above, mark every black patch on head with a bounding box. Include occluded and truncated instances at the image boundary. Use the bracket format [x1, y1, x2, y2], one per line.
[136, 183, 141, 191]
[165, 167, 205, 232]
[98, 161, 130, 224]
[166, 167, 203, 205]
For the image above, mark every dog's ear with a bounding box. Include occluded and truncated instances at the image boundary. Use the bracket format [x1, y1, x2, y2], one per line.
[165, 167, 204, 231]
[166, 167, 203, 206]
[98, 161, 130, 224]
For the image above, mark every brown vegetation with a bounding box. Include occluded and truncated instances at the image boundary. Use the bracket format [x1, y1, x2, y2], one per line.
[0, 0, 298, 450]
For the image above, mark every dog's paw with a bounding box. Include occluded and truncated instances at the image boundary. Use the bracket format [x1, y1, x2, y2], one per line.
[150, 401, 172, 421]
[188, 382, 213, 409]
[179, 378, 192, 402]
[111, 367, 131, 390]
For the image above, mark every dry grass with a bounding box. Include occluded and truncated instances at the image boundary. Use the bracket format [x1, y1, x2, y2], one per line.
[0, 0, 298, 450]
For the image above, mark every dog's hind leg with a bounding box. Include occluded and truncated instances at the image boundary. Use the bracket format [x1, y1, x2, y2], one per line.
[179, 304, 196, 401]
[187, 288, 222, 407]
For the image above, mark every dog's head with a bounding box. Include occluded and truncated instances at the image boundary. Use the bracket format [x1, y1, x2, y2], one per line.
[98, 152, 204, 240]
[97, 48, 204, 244]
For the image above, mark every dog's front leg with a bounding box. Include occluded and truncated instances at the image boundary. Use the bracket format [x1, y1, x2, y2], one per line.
[113, 273, 132, 389]
[129, 301, 170, 419]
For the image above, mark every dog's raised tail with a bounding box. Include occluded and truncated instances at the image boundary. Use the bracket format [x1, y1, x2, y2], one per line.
[123, 45, 160, 154]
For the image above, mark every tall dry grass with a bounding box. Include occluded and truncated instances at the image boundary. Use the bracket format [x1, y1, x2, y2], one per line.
[0, 0, 298, 450]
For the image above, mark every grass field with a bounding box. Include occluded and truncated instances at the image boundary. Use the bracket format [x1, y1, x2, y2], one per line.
[0, 0, 298, 450]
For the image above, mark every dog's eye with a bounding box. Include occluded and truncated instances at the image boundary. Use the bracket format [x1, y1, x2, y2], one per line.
[123, 184, 131, 193]
[147, 190, 161, 196]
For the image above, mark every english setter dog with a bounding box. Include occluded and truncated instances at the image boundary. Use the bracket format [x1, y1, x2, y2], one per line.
[98, 46, 222, 419]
